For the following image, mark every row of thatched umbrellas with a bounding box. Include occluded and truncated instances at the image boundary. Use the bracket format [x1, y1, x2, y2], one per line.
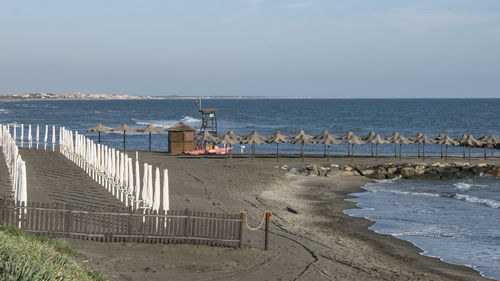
[86, 123, 163, 151]
[85, 123, 498, 161]
[198, 130, 499, 162]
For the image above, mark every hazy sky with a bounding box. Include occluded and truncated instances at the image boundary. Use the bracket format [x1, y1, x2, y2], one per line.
[1, 0, 500, 97]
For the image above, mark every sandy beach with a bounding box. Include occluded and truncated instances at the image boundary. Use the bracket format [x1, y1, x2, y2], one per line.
[3, 150, 498, 280]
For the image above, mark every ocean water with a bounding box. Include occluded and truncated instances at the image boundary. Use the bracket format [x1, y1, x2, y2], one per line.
[345, 177, 500, 280]
[0, 98, 499, 156]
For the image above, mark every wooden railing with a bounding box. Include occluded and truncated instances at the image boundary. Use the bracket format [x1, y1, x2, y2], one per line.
[0, 198, 243, 248]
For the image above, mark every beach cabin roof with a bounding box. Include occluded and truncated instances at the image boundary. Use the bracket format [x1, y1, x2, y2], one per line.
[167, 122, 196, 132]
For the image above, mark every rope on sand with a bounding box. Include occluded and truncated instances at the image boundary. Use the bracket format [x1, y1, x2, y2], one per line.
[237, 210, 272, 231]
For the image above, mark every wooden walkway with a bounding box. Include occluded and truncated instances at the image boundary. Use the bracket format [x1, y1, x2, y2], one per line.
[18, 148, 124, 208]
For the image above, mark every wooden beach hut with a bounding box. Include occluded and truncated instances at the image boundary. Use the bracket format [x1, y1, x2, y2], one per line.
[167, 122, 196, 154]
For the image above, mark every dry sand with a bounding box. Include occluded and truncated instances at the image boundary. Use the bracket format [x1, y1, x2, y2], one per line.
[1, 150, 497, 280]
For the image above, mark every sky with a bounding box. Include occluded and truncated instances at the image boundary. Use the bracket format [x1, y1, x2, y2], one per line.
[1, 0, 500, 98]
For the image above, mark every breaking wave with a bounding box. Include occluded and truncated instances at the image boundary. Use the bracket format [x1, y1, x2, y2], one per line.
[454, 182, 472, 191]
[132, 116, 201, 129]
[454, 194, 500, 209]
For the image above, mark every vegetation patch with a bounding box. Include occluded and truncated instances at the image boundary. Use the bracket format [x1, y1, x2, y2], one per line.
[0, 226, 106, 281]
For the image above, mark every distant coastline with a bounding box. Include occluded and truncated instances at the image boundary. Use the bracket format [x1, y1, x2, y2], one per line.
[1, 93, 499, 100]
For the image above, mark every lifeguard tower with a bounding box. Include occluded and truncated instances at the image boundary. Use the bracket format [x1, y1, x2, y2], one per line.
[199, 108, 219, 137]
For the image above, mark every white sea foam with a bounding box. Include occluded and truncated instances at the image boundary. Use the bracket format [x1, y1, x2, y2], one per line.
[133, 116, 201, 129]
[0, 108, 12, 114]
[378, 189, 440, 197]
[454, 182, 472, 191]
[454, 194, 500, 209]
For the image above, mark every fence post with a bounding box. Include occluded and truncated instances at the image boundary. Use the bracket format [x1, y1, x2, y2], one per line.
[127, 206, 133, 242]
[65, 204, 71, 238]
[239, 213, 244, 248]
[265, 212, 269, 251]
[184, 208, 190, 244]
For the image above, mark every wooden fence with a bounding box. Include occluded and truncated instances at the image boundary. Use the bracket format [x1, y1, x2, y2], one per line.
[0, 198, 243, 248]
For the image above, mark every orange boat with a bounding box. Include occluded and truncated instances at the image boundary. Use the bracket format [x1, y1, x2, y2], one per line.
[184, 146, 232, 155]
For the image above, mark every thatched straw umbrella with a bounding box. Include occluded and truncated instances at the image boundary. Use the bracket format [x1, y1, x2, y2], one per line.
[266, 131, 289, 162]
[345, 134, 365, 161]
[393, 135, 412, 160]
[409, 133, 424, 158]
[385, 132, 400, 158]
[314, 131, 341, 160]
[216, 132, 239, 164]
[362, 131, 377, 157]
[434, 133, 447, 159]
[86, 123, 111, 144]
[463, 135, 480, 161]
[340, 131, 356, 157]
[241, 130, 267, 162]
[111, 123, 137, 150]
[137, 124, 165, 152]
[290, 130, 314, 162]
[477, 135, 492, 160]
[366, 134, 386, 161]
[440, 136, 459, 161]
[485, 135, 498, 160]
[411, 134, 435, 161]
[455, 135, 468, 159]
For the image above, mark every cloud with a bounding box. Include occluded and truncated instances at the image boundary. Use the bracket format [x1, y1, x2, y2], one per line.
[380, 8, 500, 29]
[284, 0, 314, 9]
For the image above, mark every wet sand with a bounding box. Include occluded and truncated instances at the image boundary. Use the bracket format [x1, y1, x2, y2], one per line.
[1, 150, 497, 280]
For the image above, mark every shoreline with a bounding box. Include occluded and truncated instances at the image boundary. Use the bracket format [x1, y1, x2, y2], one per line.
[262, 173, 493, 281]
[341, 178, 495, 280]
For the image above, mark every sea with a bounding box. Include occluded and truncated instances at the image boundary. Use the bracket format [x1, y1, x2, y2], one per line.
[1, 98, 499, 279]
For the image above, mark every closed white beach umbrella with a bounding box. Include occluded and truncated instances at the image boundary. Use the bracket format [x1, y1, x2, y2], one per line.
[28, 125, 32, 148]
[162, 169, 169, 212]
[36, 125, 39, 149]
[142, 163, 149, 207]
[19, 160, 27, 205]
[44, 125, 48, 150]
[52, 125, 56, 151]
[128, 158, 134, 197]
[13, 124, 17, 145]
[20, 124, 24, 147]
[135, 158, 141, 208]
[147, 165, 153, 209]
[153, 167, 161, 212]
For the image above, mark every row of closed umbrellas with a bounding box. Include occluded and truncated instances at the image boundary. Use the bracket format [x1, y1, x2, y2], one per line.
[197, 130, 499, 162]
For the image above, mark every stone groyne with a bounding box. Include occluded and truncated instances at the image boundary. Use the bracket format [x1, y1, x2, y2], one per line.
[285, 162, 500, 180]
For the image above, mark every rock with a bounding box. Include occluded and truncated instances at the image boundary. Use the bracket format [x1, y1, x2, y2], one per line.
[486, 167, 500, 177]
[400, 167, 417, 179]
[387, 167, 398, 174]
[414, 165, 427, 175]
[373, 169, 387, 179]
[359, 169, 376, 176]
[286, 206, 298, 214]
[288, 167, 298, 174]
[344, 166, 353, 171]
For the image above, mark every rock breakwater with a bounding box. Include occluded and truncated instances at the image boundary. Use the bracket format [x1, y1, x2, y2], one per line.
[285, 162, 500, 180]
